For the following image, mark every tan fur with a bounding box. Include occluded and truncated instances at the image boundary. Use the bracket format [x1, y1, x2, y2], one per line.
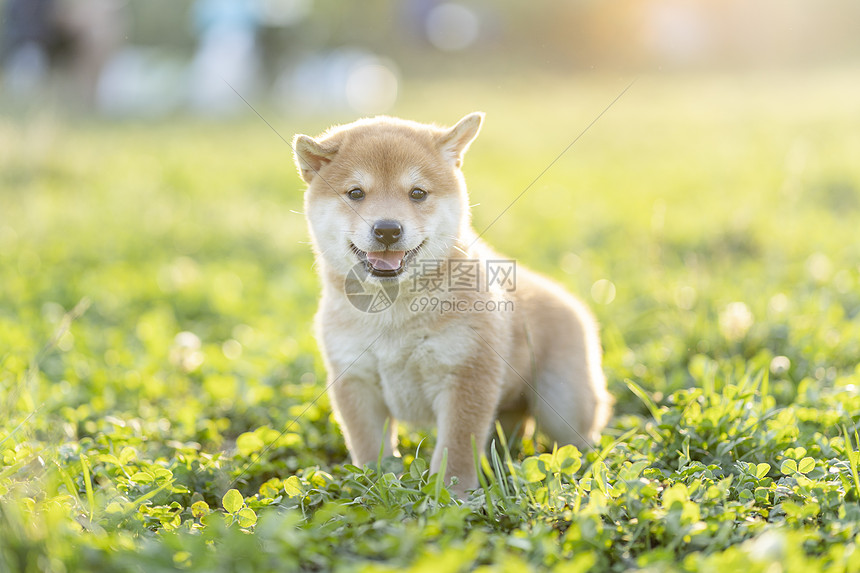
[293, 113, 612, 496]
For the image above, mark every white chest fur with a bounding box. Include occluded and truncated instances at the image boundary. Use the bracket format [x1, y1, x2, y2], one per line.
[319, 297, 478, 426]
[373, 326, 466, 424]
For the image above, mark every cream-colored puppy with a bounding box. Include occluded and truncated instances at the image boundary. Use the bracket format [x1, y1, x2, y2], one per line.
[293, 113, 611, 496]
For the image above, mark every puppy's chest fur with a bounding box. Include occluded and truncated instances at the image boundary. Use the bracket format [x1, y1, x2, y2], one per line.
[377, 334, 448, 424]
[324, 309, 474, 425]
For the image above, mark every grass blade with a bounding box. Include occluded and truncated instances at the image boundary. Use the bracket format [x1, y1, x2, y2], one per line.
[81, 454, 96, 522]
[842, 425, 860, 499]
[376, 417, 390, 477]
[435, 447, 447, 505]
[624, 378, 662, 423]
[0, 406, 43, 449]
[495, 421, 521, 497]
[489, 441, 511, 498]
[53, 460, 84, 511]
[472, 436, 495, 519]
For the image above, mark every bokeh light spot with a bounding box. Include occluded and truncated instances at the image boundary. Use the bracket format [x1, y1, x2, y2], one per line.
[425, 3, 480, 52]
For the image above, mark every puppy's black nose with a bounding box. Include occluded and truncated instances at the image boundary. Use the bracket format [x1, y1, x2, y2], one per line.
[372, 220, 402, 246]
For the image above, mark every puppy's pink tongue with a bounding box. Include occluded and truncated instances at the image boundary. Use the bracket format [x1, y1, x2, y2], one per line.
[366, 251, 405, 271]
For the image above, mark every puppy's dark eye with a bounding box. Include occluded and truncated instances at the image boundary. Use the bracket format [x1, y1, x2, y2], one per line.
[347, 188, 365, 200]
[409, 188, 428, 202]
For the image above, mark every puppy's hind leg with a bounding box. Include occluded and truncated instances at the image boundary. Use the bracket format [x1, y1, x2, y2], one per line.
[531, 362, 612, 451]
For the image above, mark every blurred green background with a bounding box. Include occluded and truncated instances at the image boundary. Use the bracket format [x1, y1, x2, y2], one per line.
[2, 0, 859, 434]
[2, 1, 860, 570]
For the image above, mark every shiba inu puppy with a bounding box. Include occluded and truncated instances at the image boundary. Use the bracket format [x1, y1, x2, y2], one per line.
[293, 113, 612, 496]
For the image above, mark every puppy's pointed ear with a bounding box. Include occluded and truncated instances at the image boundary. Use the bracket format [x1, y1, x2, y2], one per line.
[437, 112, 484, 168]
[293, 135, 338, 183]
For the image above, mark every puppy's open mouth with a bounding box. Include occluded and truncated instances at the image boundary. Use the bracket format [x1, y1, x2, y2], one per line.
[350, 241, 426, 278]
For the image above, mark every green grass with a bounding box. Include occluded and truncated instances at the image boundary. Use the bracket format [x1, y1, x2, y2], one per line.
[2, 70, 860, 572]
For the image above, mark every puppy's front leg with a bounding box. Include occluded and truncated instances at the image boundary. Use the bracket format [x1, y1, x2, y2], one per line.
[329, 377, 396, 467]
[431, 371, 502, 497]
